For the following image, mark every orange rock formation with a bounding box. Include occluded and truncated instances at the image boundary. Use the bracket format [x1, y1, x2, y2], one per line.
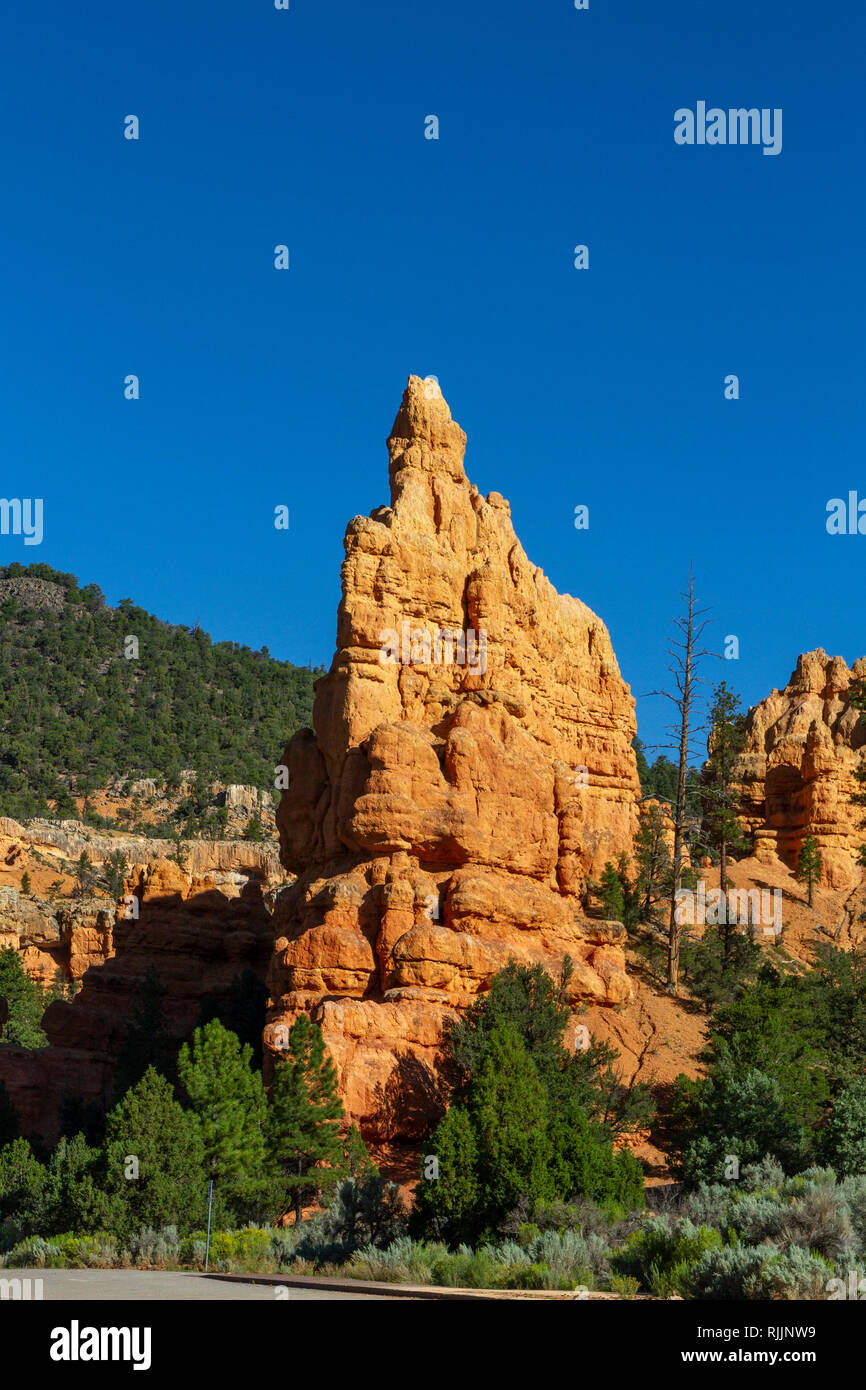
[736, 650, 866, 889]
[265, 376, 641, 1140]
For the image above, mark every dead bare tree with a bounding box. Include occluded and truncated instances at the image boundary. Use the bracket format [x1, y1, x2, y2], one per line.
[644, 570, 714, 994]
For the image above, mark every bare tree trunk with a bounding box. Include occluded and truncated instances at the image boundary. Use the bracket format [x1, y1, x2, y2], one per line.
[667, 577, 695, 995]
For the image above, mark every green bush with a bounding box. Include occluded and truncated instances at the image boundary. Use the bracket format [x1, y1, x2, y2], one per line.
[822, 1078, 866, 1176]
[347, 1237, 444, 1285]
[3, 1236, 64, 1268]
[689, 1243, 772, 1299]
[758, 1245, 834, 1300]
[612, 1218, 723, 1296]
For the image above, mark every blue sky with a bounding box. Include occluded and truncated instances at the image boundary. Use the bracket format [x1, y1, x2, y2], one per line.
[2, 0, 863, 756]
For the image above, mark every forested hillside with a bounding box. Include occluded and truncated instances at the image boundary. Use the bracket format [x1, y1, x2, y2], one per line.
[0, 563, 321, 819]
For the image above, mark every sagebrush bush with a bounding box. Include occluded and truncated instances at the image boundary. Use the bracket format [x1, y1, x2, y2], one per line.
[523, 1229, 610, 1285]
[777, 1186, 854, 1263]
[726, 1194, 787, 1246]
[688, 1243, 773, 1300]
[3, 1236, 63, 1269]
[127, 1226, 180, 1268]
[758, 1246, 834, 1300]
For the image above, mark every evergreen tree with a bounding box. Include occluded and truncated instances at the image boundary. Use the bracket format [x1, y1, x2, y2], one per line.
[633, 803, 672, 924]
[341, 1122, 378, 1179]
[547, 1099, 645, 1209]
[265, 1014, 344, 1223]
[700, 682, 748, 967]
[412, 1105, 479, 1241]
[177, 1020, 270, 1221]
[20, 872, 31, 895]
[104, 849, 127, 899]
[796, 834, 823, 907]
[75, 851, 93, 895]
[0, 946, 48, 1048]
[469, 1022, 554, 1227]
[42, 1133, 122, 1234]
[646, 571, 713, 992]
[598, 861, 626, 923]
[821, 1077, 866, 1176]
[0, 1137, 47, 1237]
[849, 680, 866, 866]
[103, 1067, 208, 1235]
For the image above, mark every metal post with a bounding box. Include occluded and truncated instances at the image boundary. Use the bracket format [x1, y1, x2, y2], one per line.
[205, 1179, 214, 1271]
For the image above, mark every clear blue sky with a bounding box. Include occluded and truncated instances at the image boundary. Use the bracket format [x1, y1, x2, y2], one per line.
[2, 0, 863, 756]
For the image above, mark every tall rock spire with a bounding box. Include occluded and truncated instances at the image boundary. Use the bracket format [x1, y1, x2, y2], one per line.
[267, 376, 641, 1141]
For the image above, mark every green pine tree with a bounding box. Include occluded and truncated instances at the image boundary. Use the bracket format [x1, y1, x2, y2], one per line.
[412, 1105, 479, 1241]
[103, 1067, 208, 1236]
[0, 1137, 47, 1237]
[0, 946, 48, 1048]
[266, 1014, 344, 1223]
[700, 683, 748, 967]
[341, 1122, 378, 1180]
[633, 803, 672, 925]
[597, 861, 626, 923]
[796, 834, 823, 907]
[177, 1020, 270, 1222]
[469, 1022, 554, 1232]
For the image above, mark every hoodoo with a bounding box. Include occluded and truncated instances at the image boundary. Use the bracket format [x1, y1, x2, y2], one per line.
[265, 376, 641, 1141]
[734, 648, 866, 889]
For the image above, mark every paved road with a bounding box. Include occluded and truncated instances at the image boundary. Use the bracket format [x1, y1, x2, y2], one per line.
[5, 1269, 401, 1300]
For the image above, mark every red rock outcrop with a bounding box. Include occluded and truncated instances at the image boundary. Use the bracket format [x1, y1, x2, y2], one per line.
[265, 376, 640, 1140]
[0, 814, 282, 985]
[736, 649, 866, 889]
[0, 861, 273, 1143]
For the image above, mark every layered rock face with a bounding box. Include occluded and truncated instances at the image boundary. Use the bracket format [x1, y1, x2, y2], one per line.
[736, 650, 866, 888]
[0, 860, 274, 1143]
[266, 376, 640, 1140]
[0, 815, 281, 984]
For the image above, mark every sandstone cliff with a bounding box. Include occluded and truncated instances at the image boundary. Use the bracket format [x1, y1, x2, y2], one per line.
[265, 376, 640, 1140]
[736, 649, 866, 889]
[0, 860, 274, 1143]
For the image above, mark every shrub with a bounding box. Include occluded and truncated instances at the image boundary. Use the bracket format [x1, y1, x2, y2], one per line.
[48, 1232, 119, 1268]
[612, 1218, 723, 1296]
[777, 1186, 854, 1263]
[348, 1237, 443, 1285]
[741, 1156, 786, 1192]
[726, 1194, 787, 1246]
[608, 1273, 640, 1297]
[430, 1247, 499, 1289]
[4, 1236, 63, 1268]
[319, 1176, 406, 1252]
[524, 1228, 610, 1285]
[822, 1079, 866, 1176]
[688, 1243, 774, 1300]
[127, 1225, 180, 1268]
[758, 1245, 834, 1300]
